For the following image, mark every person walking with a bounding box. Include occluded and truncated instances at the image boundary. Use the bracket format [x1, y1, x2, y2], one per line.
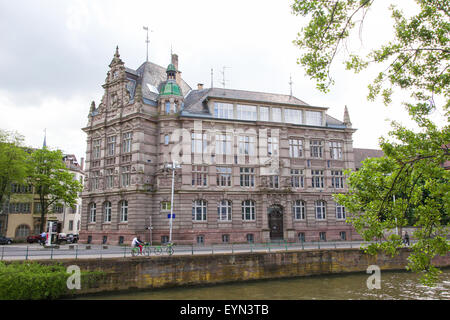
[404, 231, 410, 246]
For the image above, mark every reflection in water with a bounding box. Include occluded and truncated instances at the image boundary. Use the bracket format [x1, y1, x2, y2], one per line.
[83, 269, 450, 300]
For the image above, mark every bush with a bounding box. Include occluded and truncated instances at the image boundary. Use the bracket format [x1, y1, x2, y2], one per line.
[0, 261, 103, 300]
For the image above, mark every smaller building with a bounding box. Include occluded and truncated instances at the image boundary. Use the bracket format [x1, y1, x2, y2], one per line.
[353, 148, 384, 170]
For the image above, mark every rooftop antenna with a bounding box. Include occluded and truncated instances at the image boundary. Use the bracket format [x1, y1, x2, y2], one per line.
[211, 68, 213, 88]
[220, 66, 231, 88]
[143, 26, 153, 62]
[289, 74, 293, 97]
[43, 128, 47, 148]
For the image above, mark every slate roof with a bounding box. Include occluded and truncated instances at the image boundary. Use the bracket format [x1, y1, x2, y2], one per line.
[353, 148, 384, 169]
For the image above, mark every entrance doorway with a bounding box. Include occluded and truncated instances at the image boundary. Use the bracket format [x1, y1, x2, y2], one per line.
[268, 205, 283, 240]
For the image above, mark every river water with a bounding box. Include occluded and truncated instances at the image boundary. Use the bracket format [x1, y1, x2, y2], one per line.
[84, 268, 450, 300]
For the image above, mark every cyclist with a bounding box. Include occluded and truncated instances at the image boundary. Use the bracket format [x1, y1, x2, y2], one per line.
[131, 236, 144, 255]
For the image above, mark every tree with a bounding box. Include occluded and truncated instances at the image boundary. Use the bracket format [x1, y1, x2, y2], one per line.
[292, 0, 449, 285]
[27, 148, 83, 233]
[0, 129, 30, 208]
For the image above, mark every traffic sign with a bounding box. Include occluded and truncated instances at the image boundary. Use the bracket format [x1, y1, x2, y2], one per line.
[167, 214, 176, 219]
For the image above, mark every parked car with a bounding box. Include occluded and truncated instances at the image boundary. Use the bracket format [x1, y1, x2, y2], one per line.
[27, 235, 44, 244]
[66, 233, 79, 243]
[0, 236, 13, 245]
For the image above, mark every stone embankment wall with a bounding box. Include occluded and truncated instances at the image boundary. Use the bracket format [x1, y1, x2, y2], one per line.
[37, 248, 450, 296]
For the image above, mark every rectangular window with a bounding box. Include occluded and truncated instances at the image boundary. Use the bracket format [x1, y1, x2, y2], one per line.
[240, 167, 255, 187]
[237, 105, 257, 121]
[311, 170, 324, 188]
[329, 141, 343, 160]
[336, 204, 346, 220]
[306, 111, 322, 126]
[272, 108, 282, 122]
[242, 200, 256, 221]
[222, 234, 230, 243]
[121, 166, 131, 187]
[216, 167, 232, 187]
[91, 171, 100, 190]
[123, 132, 132, 153]
[310, 140, 323, 158]
[259, 107, 269, 121]
[68, 220, 73, 231]
[161, 201, 171, 211]
[192, 200, 207, 221]
[214, 102, 234, 119]
[191, 132, 207, 155]
[105, 168, 114, 189]
[164, 134, 170, 145]
[331, 170, 344, 188]
[192, 165, 208, 186]
[238, 136, 255, 156]
[285, 108, 302, 124]
[268, 175, 279, 188]
[107, 136, 116, 156]
[93, 139, 101, 159]
[215, 134, 232, 155]
[316, 201, 326, 220]
[268, 136, 278, 155]
[165, 102, 170, 114]
[291, 169, 304, 188]
[340, 231, 347, 241]
[246, 233, 254, 243]
[289, 139, 303, 158]
[319, 232, 327, 241]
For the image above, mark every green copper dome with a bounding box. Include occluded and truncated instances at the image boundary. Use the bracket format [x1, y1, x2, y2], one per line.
[166, 63, 177, 72]
[160, 81, 182, 96]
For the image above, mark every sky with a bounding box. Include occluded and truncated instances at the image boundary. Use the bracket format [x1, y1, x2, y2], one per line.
[0, 0, 446, 162]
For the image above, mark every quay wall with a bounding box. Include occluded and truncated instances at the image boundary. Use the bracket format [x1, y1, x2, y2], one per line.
[35, 248, 450, 296]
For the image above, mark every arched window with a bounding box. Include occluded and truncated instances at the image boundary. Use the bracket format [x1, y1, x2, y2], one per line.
[89, 203, 96, 223]
[218, 200, 232, 221]
[315, 200, 326, 220]
[192, 200, 207, 221]
[293, 200, 306, 220]
[15, 224, 30, 239]
[242, 200, 256, 221]
[104, 201, 112, 222]
[120, 200, 128, 222]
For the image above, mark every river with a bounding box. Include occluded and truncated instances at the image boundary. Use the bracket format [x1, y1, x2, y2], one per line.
[83, 268, 450, 300]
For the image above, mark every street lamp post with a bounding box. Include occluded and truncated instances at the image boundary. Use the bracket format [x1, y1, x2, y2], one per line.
[166, 161, 181, 243]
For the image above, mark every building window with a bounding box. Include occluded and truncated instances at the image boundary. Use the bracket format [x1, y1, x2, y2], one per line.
[306, 111, 322, 126]
[259, 106, 269, 121]
[291, 169, 304, 188]
[272, 108, 282, 122]
[237, 104, 257, 121]
[267, 136, 278, 155]
[336, 204, 346, 220]
[197, 235, 205, 245]
[118, 236, 124, 245]
[123, 132, 132, 153]
[268, 175, 279, 189]
[121, 166, 131, 187]
[91, 171, 100, 190]
[216, 167, 232, 187]
[319, 232, 327, 241]
[161, 201, 171, 212]
[102, 236, 108, 244]
[214, 102, 234, 119]
[285, 108, 302, 124]
[87, 235, 92, 244]
[315, 201, 326, 220]
[192, 165, 208, 186]
[120, 200, 128, 222]
[218, 200, 232, 221]
[68, 220, 73, 231]
[15, 224, 30, 239]
[310, 140, 323, 158]
[293, 200, 306, 220]
[104, 201, 112, 222]
[191, 132, 207, 155]
[93, 139, 101, 159]
[107, 136, 116, 156]
[329, 141, 343, 160]
[9, 203, 31, 213]
[289, 139, 303, 158]
[238, 135, 255, 156]
[311, 170, 324, 188]
[240, 167, 255, 187]
[340, 231, 347, 241]
[89, 203, 96, 223]
[298, 232, 306, 242]
[10, 184, 32, 194]
[192, 200, 207, 221]
[246, 233, 254, 243]
[165, 102, 170, 114]
[161, 235, 169, 244]
[105, 168, 114, 189]
[331, 170, 344, 189]
[242, 200, 256, 221]
[216, 134, 232, 155]
[164, 134, 170, 145]
[222, 234, 230, 243]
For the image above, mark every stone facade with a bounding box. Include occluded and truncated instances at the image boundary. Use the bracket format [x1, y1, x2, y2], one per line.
[80, 47, 361, 245]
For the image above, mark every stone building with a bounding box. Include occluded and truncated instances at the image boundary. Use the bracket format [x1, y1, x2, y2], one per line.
[80, 47, 361, 245]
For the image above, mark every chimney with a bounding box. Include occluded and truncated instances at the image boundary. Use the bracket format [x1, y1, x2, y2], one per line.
[171, 53, 181, 85]
[197, 83, 204, 90]
[80, 157, 85, 171]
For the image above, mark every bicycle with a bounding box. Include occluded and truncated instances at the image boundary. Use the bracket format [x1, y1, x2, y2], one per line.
[154, 242, 174, 256]
[131, 242, 151, 257]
